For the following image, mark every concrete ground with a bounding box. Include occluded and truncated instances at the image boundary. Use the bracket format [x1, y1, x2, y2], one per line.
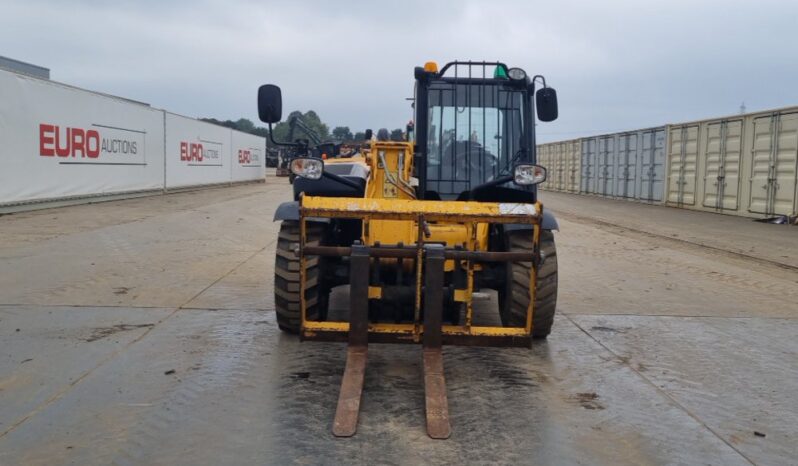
[0, 176, 796, 465]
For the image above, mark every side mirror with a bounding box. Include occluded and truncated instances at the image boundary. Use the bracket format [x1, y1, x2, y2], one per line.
[258, 84, 283, 123]
[364, 129, 373, 140]
[536, 87, 558, 122]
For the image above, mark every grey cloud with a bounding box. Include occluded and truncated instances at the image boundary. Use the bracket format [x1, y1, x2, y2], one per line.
[2, 0, 797, 142]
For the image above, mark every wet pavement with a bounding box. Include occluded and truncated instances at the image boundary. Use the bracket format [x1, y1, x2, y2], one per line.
[1, 178, 796, 465]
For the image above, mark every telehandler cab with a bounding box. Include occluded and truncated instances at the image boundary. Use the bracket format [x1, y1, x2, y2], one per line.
[259, 61, 559, 439]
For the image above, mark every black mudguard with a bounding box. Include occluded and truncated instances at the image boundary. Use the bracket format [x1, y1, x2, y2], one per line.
[274, 201, 300, 221]
[273, 201, 331, 223]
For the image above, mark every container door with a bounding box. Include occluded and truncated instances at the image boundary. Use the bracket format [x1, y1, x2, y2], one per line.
[667, 125, 699, 205]
[749, 113, 798, 215]
[569, 140, 580, 192]
[553, 142, 566, 191]
[703, 120, 743, 210]
[581, 138, 596, 193]
[598, 136, 616, 196]
[639, 129, 666, 201]
[616, 133, 637, 198]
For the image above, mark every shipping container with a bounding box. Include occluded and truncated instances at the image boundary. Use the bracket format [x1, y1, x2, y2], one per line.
[580, 128, 666, 201]
[540, 105, 798, 219]
[663, 107, 798, 218]
[536, 139, 582, 193]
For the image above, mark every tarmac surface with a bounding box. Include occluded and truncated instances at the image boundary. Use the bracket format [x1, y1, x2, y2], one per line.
[1, 176, 796, 465]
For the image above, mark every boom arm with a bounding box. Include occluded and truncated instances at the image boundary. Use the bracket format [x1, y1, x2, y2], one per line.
[288, 115, 323, 146]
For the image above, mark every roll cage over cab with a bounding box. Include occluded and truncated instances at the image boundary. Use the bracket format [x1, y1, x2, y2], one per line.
[413, 61, 558, 202]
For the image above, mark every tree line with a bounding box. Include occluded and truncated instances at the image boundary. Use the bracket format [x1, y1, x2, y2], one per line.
[201, 111, 405, 145]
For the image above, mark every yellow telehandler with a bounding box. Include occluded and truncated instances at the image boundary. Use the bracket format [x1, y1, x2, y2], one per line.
[259, 61, 560, 439]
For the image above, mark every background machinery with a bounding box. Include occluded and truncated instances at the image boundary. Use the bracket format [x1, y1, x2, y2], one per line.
[276, 114, 355, 180]
[259, 61, 559, 439]
[275, 114, 324, 177]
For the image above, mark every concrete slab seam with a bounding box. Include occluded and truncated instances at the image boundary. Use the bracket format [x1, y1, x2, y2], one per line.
[562, 312, 757, 466]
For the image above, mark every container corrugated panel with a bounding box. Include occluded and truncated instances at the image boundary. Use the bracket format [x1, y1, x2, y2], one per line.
[536, 144, 545, 190]
[566, 139, 581, 192]
[537, 143, 552, 190]
[581, 138, 597, 194]
[552, 142, 563, 192]
[666, 124, 700, 206]
[597, 134, 617, 196]
[554, 141, 568, 191]
[546, 143, 554, 190]
[749, 111, 798, 216]
[547, 144, 557, 190]
[638, 128, 666, 202]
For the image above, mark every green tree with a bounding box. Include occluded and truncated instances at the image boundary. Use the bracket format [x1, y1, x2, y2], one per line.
[235, 118, 256, 133]
[353, 131, 366, 140]
[390, 128, 404, 141]
[332, 126, 353, 141]
[270, 110, 330, 144]
[202, 111, 336, 148]
[302, 110, 330, 139]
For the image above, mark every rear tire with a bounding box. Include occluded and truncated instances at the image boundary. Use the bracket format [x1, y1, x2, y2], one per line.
[274, 221, 329, 333]
[499, 229, 558, 339]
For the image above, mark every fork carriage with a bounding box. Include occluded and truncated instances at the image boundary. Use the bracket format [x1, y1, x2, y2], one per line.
[297, 195, 544, 438]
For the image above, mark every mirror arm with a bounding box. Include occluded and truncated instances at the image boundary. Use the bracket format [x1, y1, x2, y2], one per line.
[531, 75, 547, 88]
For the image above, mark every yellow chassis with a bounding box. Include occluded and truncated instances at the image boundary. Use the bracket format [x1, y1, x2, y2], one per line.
[298, 195, 543, 347]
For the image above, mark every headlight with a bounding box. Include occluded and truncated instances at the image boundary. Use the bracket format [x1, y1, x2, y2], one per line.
[514, 164, 546, 185]
[507, 67, 527, 80]
[290, 157, 323, 180]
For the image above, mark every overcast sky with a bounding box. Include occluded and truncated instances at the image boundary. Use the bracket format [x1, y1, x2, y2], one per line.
[2, 0, 797, 142]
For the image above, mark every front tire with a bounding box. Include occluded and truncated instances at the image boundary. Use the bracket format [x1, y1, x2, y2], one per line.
[499, 229, 558, 339]
[274, 221, 329, 333]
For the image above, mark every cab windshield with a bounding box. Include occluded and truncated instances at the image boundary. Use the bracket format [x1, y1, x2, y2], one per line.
[426, 83, 526, 199]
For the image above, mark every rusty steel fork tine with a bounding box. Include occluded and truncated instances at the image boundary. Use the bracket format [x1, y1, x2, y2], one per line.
[332, 346, 367, 437]
[332, 245, 370, 437]
[423, 349, 450, 439]
[422, 246, 451, 439]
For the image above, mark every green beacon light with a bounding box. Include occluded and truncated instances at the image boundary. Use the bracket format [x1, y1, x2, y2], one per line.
[493, 65, 509, 79]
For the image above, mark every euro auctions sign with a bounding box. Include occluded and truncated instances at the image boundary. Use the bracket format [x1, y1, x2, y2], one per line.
[39, 123, 146, 165]
[237, 148, 262, 167]
[180, 139, 223, 166]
